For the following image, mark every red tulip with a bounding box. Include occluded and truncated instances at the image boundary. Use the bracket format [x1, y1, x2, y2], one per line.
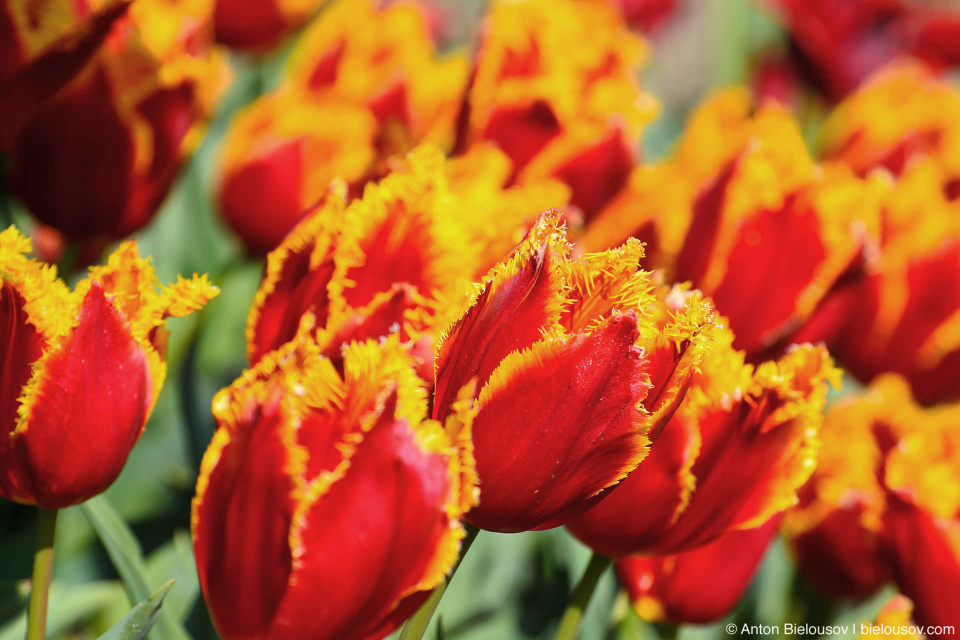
[763, 0, 960, 101]
[245, 149, 484, 367]
[193, 332, 477, 640]
[581, 89, 885, 361]
[458, 0, 657, 222]
[0, 0, 130, 149]
[213, 0, 324, 51]
[6, 0, 229, 246]
[567, 338, 838, 556]
[217, 0, 468, 254]
[616, 518, 780, 624]
[0, 228, 218, 508]
[432, 211, 716, 533]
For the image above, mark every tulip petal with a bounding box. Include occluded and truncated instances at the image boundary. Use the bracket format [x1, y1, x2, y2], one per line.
[272, 399, 457, 640]
[434, 212, 568, 421]
[9, 284, 151, 508]
[466, 312, 650, 532]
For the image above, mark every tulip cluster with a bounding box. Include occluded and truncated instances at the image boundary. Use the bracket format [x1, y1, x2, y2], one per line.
[8, 0, 960, 638]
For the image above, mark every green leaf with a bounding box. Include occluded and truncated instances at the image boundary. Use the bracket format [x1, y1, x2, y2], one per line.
[98, 581, 175, 640]
[0, 581, 123, 640]
[81, 497, 190, 640]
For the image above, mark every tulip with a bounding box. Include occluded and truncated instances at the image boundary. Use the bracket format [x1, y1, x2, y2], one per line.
[762, 0, 960, 100]
[432, 211, 717, 533]
[0, 0, 130, 149]
[217, 91, 377, 254]
[6, 0, 230, 247]
[881, 399, 960, 636]
[213, 0, 324, 51]
[580, 89, 885, 361]
[783, 376, 906, 600]
[0, 227, 218, 508]
[616, 518, 780, 624]
[458, 0, 658, 222]
[245, 145, 567, 366]
[192, 332, 477, 640]
[217, 0, 468, 254]
[566, 336, 838, 556]
[819, 63, 960, 181]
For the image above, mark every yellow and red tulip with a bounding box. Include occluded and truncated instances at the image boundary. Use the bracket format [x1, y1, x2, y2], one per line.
[581, 89, 885, 360]
[819, 63, 960, 182]
[567, 333, 838, 556]
[0, 0, 130, 149]
[881, 392, 960, 636]
[458, 0, 657, 222]
[432, 211, 716, 533]
[616, 517, 780, 625]
[0, 227, 217, 508]
[217, 0, 468, 254]
[192, 332, 477, 640]
[245, 149, 479, 368]
[786, 374, 960, 629]
[783, 376, 903, 600]
[762, 0, 960, 100]
[6, 0, 229, 246]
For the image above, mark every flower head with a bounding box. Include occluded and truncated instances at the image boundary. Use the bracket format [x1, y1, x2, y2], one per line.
[432, 212, 716, 532]
[458, 0, 657, 221]
[7, 0, 230, 245]
[567, 330, 838, 556]
[0, 227, 218, 508]
[581, 89, 885, 360]
[192, 332, 476, 640]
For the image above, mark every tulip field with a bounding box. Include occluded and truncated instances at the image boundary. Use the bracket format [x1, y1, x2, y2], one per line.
[1, 0, 960, 639]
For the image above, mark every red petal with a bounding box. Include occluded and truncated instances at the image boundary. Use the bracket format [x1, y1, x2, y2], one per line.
[270, 410, 454, 640]
[0, 282, 46, 504]
[616, 517, 779, 624]
[790, 504, 888, 600]
[193, 397, 300, 640]
[566, 408, 697, 556]
[550, 128, 634, 221]
[883, 497, 960, 636]
[466, 313, 649, 533]
[433, 228, 564, 422]
[219, 138, 306, 255]
[9, 284, 151, 508]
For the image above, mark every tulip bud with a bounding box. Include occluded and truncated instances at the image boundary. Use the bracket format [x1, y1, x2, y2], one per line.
[0, 227, 217, 508]
[432, 212, 716, 532]
[616, 518, 780, 625]
[7, 0, 230, 245]
[192, 332, 477, 640]
[567, 334, 838, 556]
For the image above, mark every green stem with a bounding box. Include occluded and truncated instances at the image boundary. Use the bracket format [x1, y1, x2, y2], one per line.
[26, 508, 58, 640]
[399, 525, 481, 640]
[554, 552, 612, 640]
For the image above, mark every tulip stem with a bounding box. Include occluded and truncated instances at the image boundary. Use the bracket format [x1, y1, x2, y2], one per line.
[26, 508, 58, 640]
[399, 524, 481, 640]
[553, 552, 612, 640]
